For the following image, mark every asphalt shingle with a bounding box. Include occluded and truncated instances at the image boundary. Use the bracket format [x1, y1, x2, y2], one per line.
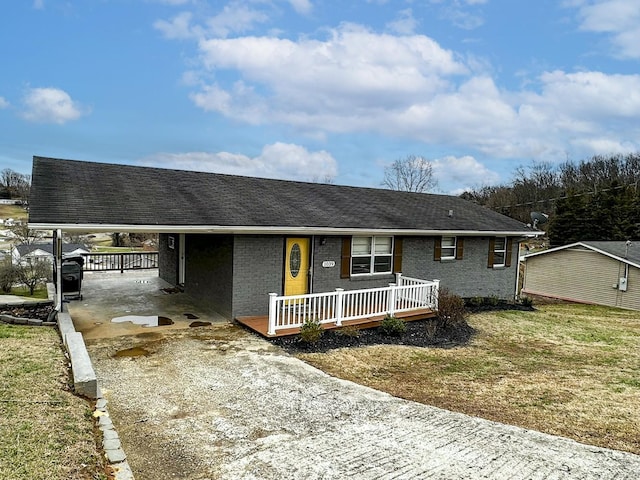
[29, 156, 532, 233]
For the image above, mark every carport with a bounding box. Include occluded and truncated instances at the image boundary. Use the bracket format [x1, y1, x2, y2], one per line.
[65, 270, 227, 340]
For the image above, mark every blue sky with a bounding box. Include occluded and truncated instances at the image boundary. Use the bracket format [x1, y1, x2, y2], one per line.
[1, 0, 640, 194]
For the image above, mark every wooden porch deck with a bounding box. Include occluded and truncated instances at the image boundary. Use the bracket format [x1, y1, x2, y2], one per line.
[236, 308, 437, 338]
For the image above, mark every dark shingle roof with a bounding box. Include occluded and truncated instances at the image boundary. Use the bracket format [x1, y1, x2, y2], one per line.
[29, 156, 532, 234]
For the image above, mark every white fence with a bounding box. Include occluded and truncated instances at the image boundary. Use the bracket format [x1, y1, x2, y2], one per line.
[267, 274, 439, 336]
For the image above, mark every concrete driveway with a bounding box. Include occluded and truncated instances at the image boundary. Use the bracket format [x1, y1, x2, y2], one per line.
[73, 272, 640, 479]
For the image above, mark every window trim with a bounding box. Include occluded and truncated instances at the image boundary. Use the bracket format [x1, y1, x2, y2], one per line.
[441, 236, 457, 260]
[492, 237, 507, 267]
[351, 235, 394, 276]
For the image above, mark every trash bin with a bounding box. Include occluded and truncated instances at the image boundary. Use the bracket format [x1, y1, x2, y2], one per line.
[61, 256, 84, 300]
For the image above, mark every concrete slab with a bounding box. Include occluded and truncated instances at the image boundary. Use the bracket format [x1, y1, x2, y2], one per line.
[65, 270, 228, 340]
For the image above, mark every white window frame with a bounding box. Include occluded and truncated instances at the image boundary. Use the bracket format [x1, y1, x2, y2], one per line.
[493, 237, 507, 267]
[351, 236, 394, 276]
[441, 236, 457, 260]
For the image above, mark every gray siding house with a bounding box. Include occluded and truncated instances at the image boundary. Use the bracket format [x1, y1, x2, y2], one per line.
[29, 156, 538, 321]
[522, 241, 640, 311]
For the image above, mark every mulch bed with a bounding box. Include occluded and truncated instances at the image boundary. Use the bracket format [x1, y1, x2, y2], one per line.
[270, 318, 475, 353]
[0, 303, 56, 322]
[269, 302, 534, 354]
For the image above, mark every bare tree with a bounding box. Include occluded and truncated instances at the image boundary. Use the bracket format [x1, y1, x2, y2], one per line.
[9, 224, 45, 246]
[15, 260, 51, 295]
[0, 169, 30, 202]
[382, 155, 438, 193]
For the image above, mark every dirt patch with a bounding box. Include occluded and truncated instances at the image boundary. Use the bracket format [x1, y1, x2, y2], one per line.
[113, 346, 151, 358]
[189, 321, 211, 328]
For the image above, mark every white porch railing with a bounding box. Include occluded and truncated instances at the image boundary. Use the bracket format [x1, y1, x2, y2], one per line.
[267, 274, 440, 336]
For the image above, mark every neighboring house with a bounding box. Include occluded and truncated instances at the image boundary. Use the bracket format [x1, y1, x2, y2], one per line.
[28, 156, 539, 321]
[12, 243, 90, 265]
[522, 241, 640, 310]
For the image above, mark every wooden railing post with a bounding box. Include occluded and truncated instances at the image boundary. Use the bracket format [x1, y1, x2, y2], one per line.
[334, 288, 344, 326]
[388, 283, 396, 316]
[395, 272, 402, 286]
[268, 293, 278, 336]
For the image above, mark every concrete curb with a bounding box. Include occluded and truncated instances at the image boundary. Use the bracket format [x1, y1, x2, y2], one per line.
[57, 310, 135, 480]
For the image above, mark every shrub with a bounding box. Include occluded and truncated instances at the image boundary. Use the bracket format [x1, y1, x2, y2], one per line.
[469, 296, 484, 308]
[437, 288, 468, 328]
[520, 296, 533, 307]
[0, 260, 16, 293]
[337, 325, 361, 338]
[425, 320, 438, 341]
[299, 318, 324, 343]
[380, 315, 406, 336]
[487, 295, 500, 307]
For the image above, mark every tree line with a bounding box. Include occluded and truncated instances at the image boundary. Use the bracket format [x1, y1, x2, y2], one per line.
[0, 168, 30, 203]
[460, 154, 640, 246]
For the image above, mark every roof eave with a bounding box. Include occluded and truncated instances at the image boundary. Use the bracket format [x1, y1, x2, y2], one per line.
[28, 222, 542, 237]
[524, 241, 640, 269]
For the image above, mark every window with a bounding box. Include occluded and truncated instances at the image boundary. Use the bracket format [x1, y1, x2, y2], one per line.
[351, 236, 393, 275]
[441, 236, 456, 259]
[493, 237, 506, 267]
[434, 236, 463, 261]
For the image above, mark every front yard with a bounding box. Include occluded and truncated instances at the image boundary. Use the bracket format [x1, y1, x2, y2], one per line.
[0, 324, 106, 480]
[298, 303, 640, 455]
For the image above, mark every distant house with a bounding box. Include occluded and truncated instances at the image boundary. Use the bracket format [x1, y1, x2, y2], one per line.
[28, 156, 540, 330]
[12, 243, 90, 266]
[522, 241, 640, 310]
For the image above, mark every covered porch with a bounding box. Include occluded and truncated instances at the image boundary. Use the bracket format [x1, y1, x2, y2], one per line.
[237, 274, 439, 337]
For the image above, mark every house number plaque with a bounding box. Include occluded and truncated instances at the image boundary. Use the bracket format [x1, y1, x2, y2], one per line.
[322, 261, 336, 268]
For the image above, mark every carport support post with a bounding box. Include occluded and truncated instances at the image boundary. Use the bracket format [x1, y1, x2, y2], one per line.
[55, 229, 63, 312]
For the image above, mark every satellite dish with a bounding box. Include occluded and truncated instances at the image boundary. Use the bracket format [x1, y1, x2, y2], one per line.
[530, 212, 549, 229]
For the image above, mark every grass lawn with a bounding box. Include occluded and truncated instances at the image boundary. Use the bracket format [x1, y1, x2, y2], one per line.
[0, 285, 49, 299]
[298, 303, 640, 455]
[0, 324, 106, 480]
[0, 204, 27, 222]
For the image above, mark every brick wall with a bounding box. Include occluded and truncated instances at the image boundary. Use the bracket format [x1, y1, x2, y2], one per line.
[232, 235, 284, 318]
[184, 234, 234, 318]
[402, 236, 518, 299]
[158, 233, 178, 285]
[312, 235, 518, 299]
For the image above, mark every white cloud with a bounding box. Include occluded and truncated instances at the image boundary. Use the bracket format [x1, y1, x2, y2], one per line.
[21, 87, 87, 124]
[154, 12, 199, 40]
[386, 9, 418, 35]
[432, 155, 501, 194]
[572, 0, 640, 58]
[288, 0, 313, 15]
[205, 3, 270, 37]
[154, 3, 270, 40]
[142, 143, 337, 181]
[192, 24, 466, 126]
[0, 97, 9, 109]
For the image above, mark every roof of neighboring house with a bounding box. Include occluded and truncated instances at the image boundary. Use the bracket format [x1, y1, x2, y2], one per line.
[15, 243, 89, 257]
[29, 156, 538, 236]
[524, 241, 640, 269]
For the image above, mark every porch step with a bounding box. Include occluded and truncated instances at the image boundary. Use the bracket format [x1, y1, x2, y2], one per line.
[236, 308, 436, 338]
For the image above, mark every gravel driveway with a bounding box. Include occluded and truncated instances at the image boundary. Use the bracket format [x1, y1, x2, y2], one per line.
[86, 323, 640, 480]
